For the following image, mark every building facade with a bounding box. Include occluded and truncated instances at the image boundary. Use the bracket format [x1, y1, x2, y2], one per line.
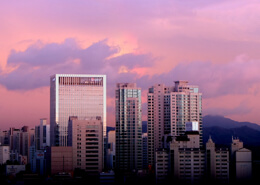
[0, 130, 9, 146]
[7, 126, 35, 163]
[147, 81, 202, 168]
[142, 133, 148, 170]
[46, 146, 73, 175]
[155, 149, 169, 184]
[169, 131, 205, 184]
[205, 137, 229, 183]
[230, 137, 252, 183]
[50, 74, 106, 147]
[155, 132, 229, 184]
[235, 148, 252, 182]
[68, 116, 103, 175]
[35, 118, 50, 150]
[0, 146, 10, 164]
[9, 128, 21, 155]
[107, 130, 115, 170]
[115, 83, 143, 173]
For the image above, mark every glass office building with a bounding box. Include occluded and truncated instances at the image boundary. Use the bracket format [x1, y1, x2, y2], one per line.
[50, 74, 106, 147]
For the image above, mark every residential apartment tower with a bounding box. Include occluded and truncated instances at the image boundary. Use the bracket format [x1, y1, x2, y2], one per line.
[115, 83, 143, 173]
[147, 81, 202, 168]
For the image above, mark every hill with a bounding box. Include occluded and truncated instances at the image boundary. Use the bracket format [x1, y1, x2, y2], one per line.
[203, 115, 260, 131]
[203, 126, 260, 146]
[203, 125, 260, 160]
[108, 117, 260, 159]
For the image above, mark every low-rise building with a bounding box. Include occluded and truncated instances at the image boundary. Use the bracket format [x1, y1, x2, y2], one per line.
[155, 132, 230, 184]
[46, 146, 73, 175]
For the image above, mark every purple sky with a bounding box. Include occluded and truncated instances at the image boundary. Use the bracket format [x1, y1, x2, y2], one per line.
[1, 0, 260, 129]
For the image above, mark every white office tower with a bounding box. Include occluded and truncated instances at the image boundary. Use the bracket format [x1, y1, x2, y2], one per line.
[147, 81, 202, 168]
[50, 74, 106, 147]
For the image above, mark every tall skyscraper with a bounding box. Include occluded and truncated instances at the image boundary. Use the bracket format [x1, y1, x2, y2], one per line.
[115, 83, 142, 173]
[50, 74, 106, 147]
[147, 81, 202, 167]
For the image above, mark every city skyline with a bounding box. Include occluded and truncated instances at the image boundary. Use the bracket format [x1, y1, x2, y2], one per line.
[1, 1, 260, 130]
[0, 74, 255, 184]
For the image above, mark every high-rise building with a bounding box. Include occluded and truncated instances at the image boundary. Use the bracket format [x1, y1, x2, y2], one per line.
[20, 126, 30, 160]
[68, 116, 103, 175]
[50, 74, 106, 147]
[147, 81, 202, 168]
[6, 127, 34, 163]
[9, 128, 21, 155]
[115, 83, 142, 173]
[35, 118, 50, 150]
[142, 133, 148, 170]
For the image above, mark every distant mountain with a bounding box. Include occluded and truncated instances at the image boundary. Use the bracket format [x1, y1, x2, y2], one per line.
[108, 117, 260, 159]
[203, 115, 260, 131]
[108, 116, 260, 145]
[203, 125, 260, 160]
[110, 116, 260, 134]
[203, 126, 260, 146]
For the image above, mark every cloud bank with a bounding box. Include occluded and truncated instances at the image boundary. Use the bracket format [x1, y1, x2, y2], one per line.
[1, 39, 260, 101]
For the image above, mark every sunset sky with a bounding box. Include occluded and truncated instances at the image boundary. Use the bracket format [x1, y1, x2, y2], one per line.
[1, 0, 260, 130]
